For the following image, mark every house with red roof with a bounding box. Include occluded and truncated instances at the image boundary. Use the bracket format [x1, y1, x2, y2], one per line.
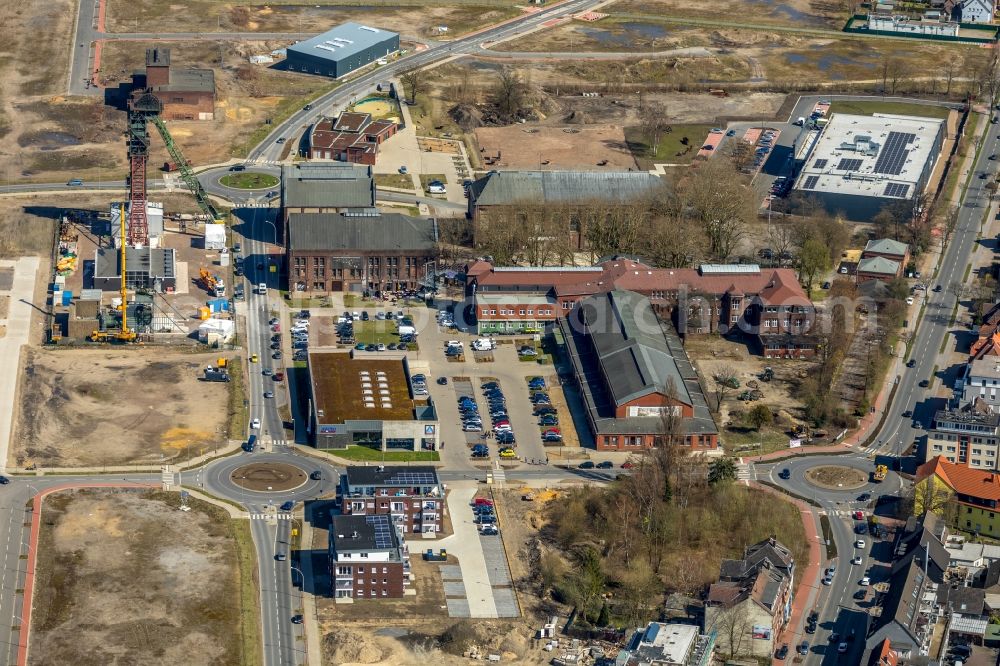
[307, 111, 397, 165]
[465, 257, 818, 358]
[916, 456, 1000, 537]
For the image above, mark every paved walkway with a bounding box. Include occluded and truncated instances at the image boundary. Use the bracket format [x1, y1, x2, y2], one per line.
[419, 483, 499, 618]
[0, 257, 40, 473]
[748, 481, 824, 665]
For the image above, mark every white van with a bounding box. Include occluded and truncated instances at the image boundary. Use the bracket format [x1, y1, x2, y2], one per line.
[256, 283, 267, 295]
[472, 338, 496, 351]
[398, 325, 417, 337]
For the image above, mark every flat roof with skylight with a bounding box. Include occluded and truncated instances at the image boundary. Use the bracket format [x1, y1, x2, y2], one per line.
[308, 351, 414, 425]
[795, 113, 944, 203]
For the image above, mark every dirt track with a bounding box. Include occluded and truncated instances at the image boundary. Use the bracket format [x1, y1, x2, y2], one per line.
[29, 489, 245, 666]
[12, 348, 231, 468]
[475, 124, 638, 170]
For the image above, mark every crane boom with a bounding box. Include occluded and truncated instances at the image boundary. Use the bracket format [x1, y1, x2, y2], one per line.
[149, 115, 222, 222]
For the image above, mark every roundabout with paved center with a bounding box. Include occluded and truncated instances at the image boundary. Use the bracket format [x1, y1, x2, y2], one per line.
[230, 462, 308, 492]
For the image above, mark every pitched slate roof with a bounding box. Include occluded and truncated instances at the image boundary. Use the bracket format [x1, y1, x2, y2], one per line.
[468, 170, 664, 207]
[576, 289, 691, 407]
[864, 238, 909, 257]
[281, 163, 375, 208]
[857, 256, 900, 276]
[287, 212, 437, 252]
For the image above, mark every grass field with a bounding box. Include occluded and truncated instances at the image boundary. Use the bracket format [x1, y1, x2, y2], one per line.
[329, 446, 441, 462]
[219, 173, 279, 189]
[625, 123, 713, 168]
[721, 424, 793, 456]
[419, 173, 449, 192]
[374, 173, 415, 190]
[828, 100, 953, 119]
[353, 320, 403, 345]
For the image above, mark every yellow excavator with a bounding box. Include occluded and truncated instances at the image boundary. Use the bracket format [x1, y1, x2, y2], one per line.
[91, 204, 137, 342]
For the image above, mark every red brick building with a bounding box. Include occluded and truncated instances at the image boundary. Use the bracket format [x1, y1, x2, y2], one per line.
[132, 48, 215, 120]
[466, 258, 818, 357]
[339, 466, 444, 534]
[856, 238, 909, 284]
[329, 514, 410, 599]
[559, 290, 719, 451]
[308, 112, 397, 165]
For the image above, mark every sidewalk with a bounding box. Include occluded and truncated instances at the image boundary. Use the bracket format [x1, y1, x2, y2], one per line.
[749, 481, 824, 664]
[7, 439, 244, 476]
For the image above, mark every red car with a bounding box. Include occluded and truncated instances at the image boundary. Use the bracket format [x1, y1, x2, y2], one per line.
[473, 498, 494, 507]
[273, 372, 284, 382]
[853, 511, 865, 520]
[543, 428, 561, 435]
[621, 461, 635, 469]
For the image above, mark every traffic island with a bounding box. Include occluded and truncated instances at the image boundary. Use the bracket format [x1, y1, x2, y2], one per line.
[230, 462, 308, 492]
[804, 465, 868, 490]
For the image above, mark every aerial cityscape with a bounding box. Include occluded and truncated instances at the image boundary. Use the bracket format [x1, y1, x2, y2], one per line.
[1, 0, 998, 664]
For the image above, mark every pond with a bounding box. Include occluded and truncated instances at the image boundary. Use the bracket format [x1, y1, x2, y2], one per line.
[576, 21, 670, 47]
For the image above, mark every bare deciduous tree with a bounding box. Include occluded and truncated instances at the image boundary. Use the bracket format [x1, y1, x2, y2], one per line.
[678, 159, 752, 261]
[491, 67, 528, 121]
[640, 106, 671, 157]
[400, 68, 427, 105]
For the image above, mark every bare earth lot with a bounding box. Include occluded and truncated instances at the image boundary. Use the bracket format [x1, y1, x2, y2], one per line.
[12, 348, 231, 468]
[30, 489, 248, 666]
[475, 124, 637, 170]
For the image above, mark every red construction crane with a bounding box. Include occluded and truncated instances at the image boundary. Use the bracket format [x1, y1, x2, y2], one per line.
[125, 91, 162, 246]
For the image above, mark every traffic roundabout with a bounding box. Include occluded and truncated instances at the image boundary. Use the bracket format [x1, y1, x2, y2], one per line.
[764, 453, 902, 503]
[197, 451, 339, 504]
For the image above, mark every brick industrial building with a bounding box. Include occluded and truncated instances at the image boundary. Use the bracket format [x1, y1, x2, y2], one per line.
[339, 465, 445, 534]
[279, 162, 376, 243]
[131, 48, 215, 120]
[559, 290, 719, 452]
[286, 23, 399, 79]
[286, 211, 437, 294]
[466, 257, 818, 358]
[307, 111, 398, 164]
[329, 514, 411, 599]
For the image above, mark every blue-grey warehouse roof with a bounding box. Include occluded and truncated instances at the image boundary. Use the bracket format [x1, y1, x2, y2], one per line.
[468, 170, 665, 207]
[288, 22, 398, 63]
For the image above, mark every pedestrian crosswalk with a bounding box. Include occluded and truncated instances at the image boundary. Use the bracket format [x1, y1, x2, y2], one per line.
[244, 159, 280, 166]
[161, 467, 176, 487]
[249, 513, 294, 520]
[736, 462, 756, 482]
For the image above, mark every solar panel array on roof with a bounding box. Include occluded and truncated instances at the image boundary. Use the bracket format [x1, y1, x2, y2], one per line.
[367, 515, 394, 549]
[883, 182, 911, 198]
[388, 470, 436, 485]
[803, 175, 819, 190]
[874, 131, 915, 175]
[837, 158, 863, 172]
[813, 158, 828, 169]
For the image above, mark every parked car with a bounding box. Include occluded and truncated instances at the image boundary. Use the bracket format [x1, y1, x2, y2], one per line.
[579, 461, 595, 469]
[596, 461, 613, 469]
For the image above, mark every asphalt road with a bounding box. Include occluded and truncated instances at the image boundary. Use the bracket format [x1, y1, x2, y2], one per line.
[246, 0, 606, 164]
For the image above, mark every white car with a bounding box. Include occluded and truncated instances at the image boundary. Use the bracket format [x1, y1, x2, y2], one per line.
[851, 556, 863, 565]
[860, 576, 871, 586]
[445, 340, 463, 349]
[838, 643, 848, 654]
[250, 418, 261, 430]
[855, 539, 866, 549]
[822, 576, 832, 586]
[905, 296, 914, 305]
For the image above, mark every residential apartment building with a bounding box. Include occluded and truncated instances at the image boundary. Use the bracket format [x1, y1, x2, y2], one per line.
[559, 290, 719, 451]
[286, 212, 437, 294]
[339, 465, 445, 534]
[704, 537, 795, 658]
[329, 514, 410, 599]
[961, 358, 1000, 411]
[927, 404, 1000, 470]
[917, 456, 1000, 537]
[618, 622, 715, 666]
[466, 257, 817, 357]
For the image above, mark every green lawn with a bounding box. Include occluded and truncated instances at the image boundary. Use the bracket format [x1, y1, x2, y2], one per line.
[374, 173, 415, 190]
[218, 172, 279, 190]
[722, 425, 792, 456]
[353, 320, 402, 345]
[329, 446, 441, 462]
[827, 100, 952, 119]
[625, 124, 713, 169]
[419, 173, 449, 192]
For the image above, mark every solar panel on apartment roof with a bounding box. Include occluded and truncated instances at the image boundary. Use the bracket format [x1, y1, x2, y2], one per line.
[803, 175, 819, 189]
[837, 158, 863, 172]
[367, 515, 394, 549]
[813, 158, 828, 169]
[874, 131, 915, 176]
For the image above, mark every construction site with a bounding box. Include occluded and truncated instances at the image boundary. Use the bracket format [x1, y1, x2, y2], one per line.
[50, 59, 236, 346]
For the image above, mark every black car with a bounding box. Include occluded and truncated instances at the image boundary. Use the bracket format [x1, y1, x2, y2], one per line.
[779, 468, 791, 479]
[919, 379, 930, 387]
[902, 410, 912, 418]
[280, 501, 295, 511]
[775, 644, 788, 660]
[906, 359, 916, 367]
[579, 461, 595, 469]
[858, 492, 871, 502]
[291, 614, 304, 624]
[0, 476, 9, 485]
[797, 641, 809, 656]
[596, 461, 614, 469]
[481, 382, 499, 390]
[437, 377, 448, 385]
[361, 311, 369, 321]
[805, 622, 816, 634]
[310, 471, 322, 481]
